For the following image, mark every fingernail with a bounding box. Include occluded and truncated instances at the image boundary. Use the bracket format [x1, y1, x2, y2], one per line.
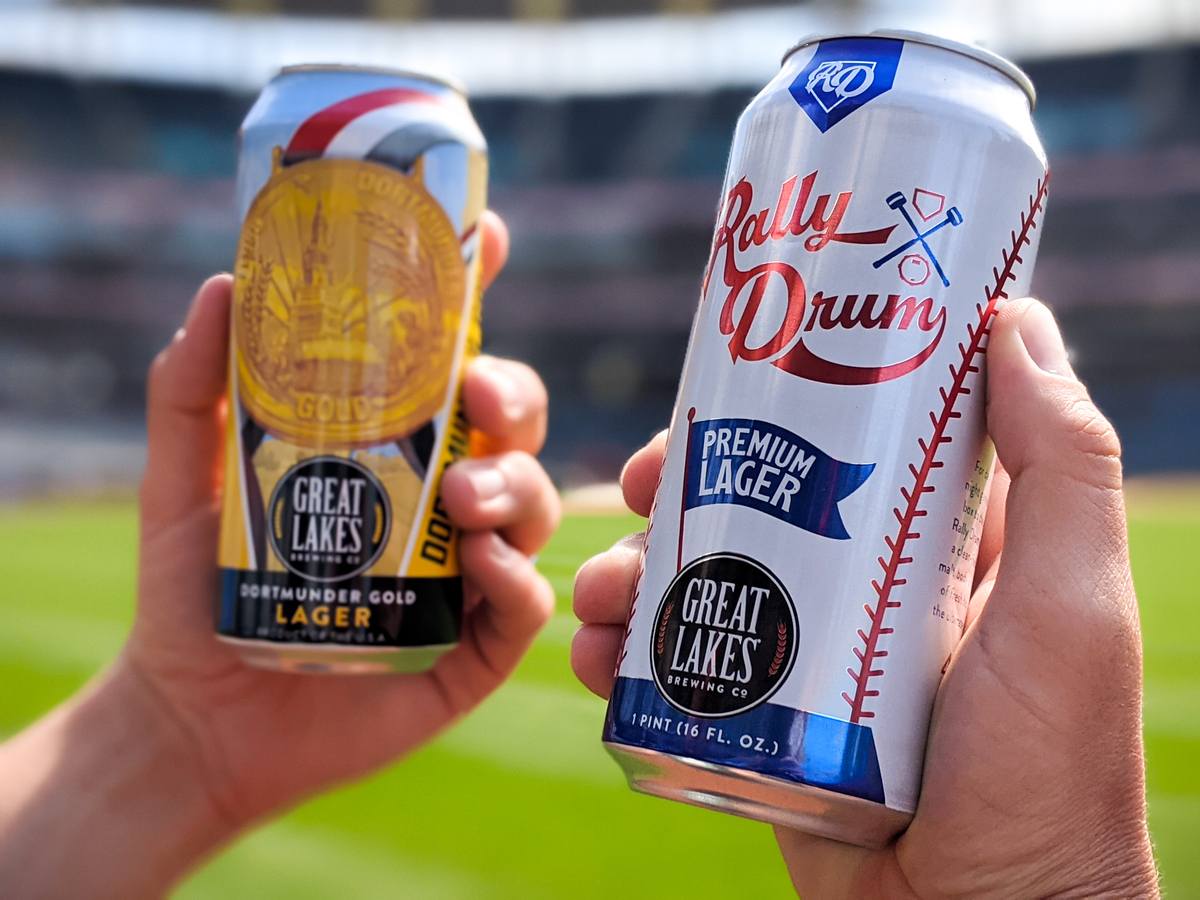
[1018, 302, 1073, 377]
[465, 462, 507, 501]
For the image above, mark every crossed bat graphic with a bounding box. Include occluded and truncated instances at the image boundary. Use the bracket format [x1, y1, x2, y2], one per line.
[872, 191, 963, 288]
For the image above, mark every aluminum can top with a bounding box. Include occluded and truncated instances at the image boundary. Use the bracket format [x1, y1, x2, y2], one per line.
[275, 63, 468, 98]
[784, 30, 1036, 109]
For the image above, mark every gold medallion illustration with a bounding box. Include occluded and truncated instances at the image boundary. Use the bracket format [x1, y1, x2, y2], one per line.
[232, 156, 466, 448]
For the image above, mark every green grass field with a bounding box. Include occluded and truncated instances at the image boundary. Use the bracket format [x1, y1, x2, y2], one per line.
[0, 500, 1196, 898]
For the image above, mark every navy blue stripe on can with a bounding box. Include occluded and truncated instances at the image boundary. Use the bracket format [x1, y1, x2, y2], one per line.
[604, 676, 886, 804]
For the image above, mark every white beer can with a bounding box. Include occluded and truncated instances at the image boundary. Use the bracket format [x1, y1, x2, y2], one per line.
[603, 30, 1049, 847]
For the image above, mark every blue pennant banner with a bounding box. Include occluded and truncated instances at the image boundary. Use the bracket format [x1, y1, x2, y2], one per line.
[684, 417, 874, 540]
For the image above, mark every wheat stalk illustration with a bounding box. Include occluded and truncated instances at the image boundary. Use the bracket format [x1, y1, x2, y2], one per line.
[656, 600, 674, 656]
[768, 620, 788, 677]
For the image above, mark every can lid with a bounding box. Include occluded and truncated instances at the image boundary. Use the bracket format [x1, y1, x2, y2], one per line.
[276, 63, 468, 97]
[782, 30, 1036, 109]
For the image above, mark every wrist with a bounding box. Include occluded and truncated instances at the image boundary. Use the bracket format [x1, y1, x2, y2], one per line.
[1062, 840, 1160, 900]
[0, 655, 235, 898]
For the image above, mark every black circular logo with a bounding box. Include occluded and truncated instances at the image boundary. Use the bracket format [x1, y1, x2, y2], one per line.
[651, 553, 798, 718]
[268, 456, 391, 582]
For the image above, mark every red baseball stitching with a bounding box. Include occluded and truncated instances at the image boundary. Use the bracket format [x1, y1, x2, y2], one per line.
[842, 176, 1050, 724]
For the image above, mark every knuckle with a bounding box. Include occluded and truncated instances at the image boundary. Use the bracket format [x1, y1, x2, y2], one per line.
[1058, 390, 1122, 487]
[514, 361, 549, 411]
[538, 572, 557, 613]
[620, 431, 667, 487]
[573, 550, 608, 593]
[482, 356, 549, 415]
[502, 448, 539, 471]
[546, 490, 564, 530]
[502, 450, 554, 496]
[146, 347, 172, 401]
[572, 546, 632, 609]
[532, 493, 563, 545]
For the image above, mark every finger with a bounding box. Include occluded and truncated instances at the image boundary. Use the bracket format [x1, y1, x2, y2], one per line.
[462, 356, 549, 456]
[573, 532, 644, 625]
[571, 624, 625, 700]
[441, 451, 561, 555]
[433, 530, 556, 710]
[140, 275, 232, 531]
[479, 209, 509, 291]
[903, 298, 1149, 879]
[620, 430, 668, 517]
[773, 827, 874, 900]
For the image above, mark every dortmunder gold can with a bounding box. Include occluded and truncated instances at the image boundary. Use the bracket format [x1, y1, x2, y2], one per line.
[216, 65, 488, 674]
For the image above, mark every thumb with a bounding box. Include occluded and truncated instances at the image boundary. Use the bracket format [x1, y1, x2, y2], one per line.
[140, 275, 232, 532]
[982, 295, 1138, 699]
[897, 301, 1154, 897]
[988, 297, 1121, 492]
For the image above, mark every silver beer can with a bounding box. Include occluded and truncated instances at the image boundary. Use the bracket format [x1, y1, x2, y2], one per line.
[603, 31, 1049, 847]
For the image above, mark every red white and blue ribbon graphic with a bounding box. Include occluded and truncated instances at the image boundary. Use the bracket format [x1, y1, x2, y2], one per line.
[283, 87, 485, 167]
[281, 86, 486, 239]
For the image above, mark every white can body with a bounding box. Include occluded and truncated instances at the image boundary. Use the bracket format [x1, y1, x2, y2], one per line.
[603, 32, 1049, 847]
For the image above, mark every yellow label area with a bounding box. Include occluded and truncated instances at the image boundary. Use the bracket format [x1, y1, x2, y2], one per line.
[405, 402, 470, 578]
[218, 153, 486, 579]
[403, 250, 484, 578]
[231, 156, 466, 450]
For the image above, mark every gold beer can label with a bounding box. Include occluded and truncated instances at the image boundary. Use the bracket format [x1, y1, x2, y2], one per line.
[217, 118, 486, 667]
[232, 157, 466, 450]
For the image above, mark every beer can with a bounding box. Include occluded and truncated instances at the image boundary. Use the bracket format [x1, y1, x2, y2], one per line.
[216, 65, 488, 674]
[603, 31, 1048, 846]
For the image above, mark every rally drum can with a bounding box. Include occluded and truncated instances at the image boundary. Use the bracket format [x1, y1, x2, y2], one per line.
[603, 32, 1048, 845]
[216, 65, 488, 674]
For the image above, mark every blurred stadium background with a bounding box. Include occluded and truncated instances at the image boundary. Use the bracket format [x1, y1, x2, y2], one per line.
[2, 0, 1200, 491]
[1, 0, 1199, 897]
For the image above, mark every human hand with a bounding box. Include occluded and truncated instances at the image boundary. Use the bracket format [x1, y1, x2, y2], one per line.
[572, 299, 1158, 899]
[0, 210, 560, 899]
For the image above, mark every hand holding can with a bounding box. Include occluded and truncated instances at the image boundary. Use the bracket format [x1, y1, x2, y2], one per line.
[597, 31, 1051, 845]
[574, 298, 1157, 895]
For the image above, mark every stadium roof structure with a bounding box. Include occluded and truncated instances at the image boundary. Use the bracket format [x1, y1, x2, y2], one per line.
[0, 0, 1197, 96]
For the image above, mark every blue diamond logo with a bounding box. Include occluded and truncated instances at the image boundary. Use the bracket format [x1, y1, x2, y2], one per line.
[790, 37, 904, 133]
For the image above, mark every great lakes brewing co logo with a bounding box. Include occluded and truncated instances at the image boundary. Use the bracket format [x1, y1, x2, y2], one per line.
[651, 553, 798, 718]
[268, 456, 391, 582]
